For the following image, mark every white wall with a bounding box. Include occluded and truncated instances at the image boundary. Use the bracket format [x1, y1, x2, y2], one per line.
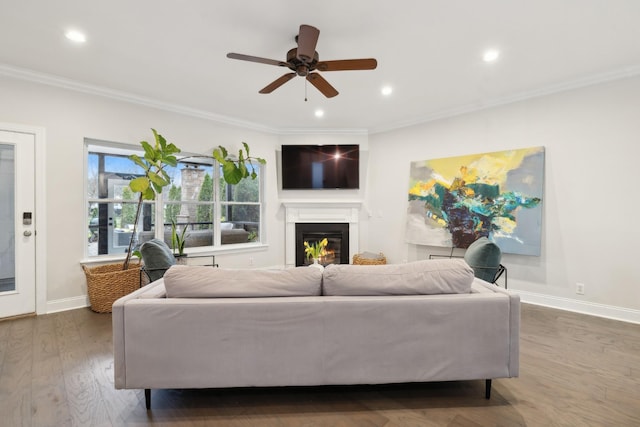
[0, 75, 281, 307]
[2, 72, 639, 320]
[367, 76, 640, 316]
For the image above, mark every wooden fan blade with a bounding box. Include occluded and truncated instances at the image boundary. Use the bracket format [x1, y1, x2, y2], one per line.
[227, 53, 288, 67]
[306, 73, 338, 98]
[297, 25, 320, 62]
[316, 58, 378, 72]
[259, 73, 296, 94]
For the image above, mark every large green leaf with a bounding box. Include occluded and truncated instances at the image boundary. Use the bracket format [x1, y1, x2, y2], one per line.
[222, 162, 243, 184]
[212, 147, 226, 163]
[148, 171, 169, 187]
[165, 143, 180, 155]
[142, 187, 155, 200]
[129, 177, 150, 193]
[141, 141, 156, 161]
[128, 154, 148, 169]
[239, 160, 247, 177]
[157, 133, 167, 150]
[151, 128, 165, 150]
[162, 154, 178, 167]
[158, 168, 171, 182]
[151, 181, 162, 194]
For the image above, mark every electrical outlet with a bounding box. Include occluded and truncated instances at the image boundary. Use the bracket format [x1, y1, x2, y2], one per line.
[576, 282, 585, 295]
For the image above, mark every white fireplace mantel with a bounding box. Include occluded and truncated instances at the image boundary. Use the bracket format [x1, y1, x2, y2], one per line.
[282, 200, 362, 267]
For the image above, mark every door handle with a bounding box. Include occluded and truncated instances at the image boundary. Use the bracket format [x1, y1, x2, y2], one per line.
[23, 230, 32, 237]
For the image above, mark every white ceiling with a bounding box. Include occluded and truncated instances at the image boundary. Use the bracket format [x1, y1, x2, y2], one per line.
[2, 0, 640, 133]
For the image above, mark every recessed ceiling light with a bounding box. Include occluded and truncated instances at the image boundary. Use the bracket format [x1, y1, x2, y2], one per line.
[381, 86, 393, 96]
[65, 30, 87, 43]
[314, 109, 324, 118]
[483, 49, 500, 63]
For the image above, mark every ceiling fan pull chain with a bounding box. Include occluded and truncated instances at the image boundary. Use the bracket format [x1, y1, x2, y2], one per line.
[305, 78, 308, 102]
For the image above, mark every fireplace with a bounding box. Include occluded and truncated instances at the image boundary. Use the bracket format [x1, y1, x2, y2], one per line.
[295, 223, 349, 266]
[283, 201, 361, 268]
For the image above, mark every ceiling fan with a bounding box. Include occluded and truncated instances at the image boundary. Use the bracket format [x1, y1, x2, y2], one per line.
[227, 24, 377, 98]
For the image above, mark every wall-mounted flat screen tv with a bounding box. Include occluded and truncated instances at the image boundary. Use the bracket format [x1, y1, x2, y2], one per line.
[281, 144, 359, 190]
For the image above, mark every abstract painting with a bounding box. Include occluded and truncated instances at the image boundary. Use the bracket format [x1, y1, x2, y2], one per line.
[406, 146, 544, 256]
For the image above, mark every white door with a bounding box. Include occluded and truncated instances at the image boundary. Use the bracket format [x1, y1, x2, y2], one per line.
[0, 130, 36, 318]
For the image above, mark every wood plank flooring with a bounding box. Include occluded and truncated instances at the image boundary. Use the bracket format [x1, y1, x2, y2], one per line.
[0, 303, 638, 426]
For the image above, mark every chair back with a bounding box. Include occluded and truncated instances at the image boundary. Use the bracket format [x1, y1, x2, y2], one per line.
[140, 238, 176, 282]
[464, 237, 502, 282]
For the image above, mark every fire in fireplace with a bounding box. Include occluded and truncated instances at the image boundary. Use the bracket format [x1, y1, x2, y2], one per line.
[295, 223, 349, 266]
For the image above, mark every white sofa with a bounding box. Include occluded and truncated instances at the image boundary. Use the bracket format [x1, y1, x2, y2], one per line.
[113, 259, 520, 409]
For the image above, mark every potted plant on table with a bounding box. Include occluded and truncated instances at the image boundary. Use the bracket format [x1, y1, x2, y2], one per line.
[83, 129, 265, 312]
[171, 219, 189, 263]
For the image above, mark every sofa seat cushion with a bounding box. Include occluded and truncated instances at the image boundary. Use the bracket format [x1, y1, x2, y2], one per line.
[164, 265, 322, 298]
[323, 258, 474, 296]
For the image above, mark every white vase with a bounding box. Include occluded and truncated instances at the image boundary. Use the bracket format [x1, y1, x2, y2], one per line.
[309, 258, 324, 270]
[175, 255, 188, 265]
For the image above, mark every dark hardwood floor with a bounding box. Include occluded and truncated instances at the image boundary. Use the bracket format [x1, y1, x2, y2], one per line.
[0, 303, 638, 426]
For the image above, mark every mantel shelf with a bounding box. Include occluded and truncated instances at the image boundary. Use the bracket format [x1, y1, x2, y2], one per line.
[281, 200, 363, 209]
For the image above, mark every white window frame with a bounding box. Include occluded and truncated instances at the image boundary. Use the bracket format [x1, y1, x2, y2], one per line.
[83, 139, 265, 262]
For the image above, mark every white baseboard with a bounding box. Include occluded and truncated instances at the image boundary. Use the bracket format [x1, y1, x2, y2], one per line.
[46, 295, 89, 314]
[44, 290, 640, 325]
[515, 290, 640, 324]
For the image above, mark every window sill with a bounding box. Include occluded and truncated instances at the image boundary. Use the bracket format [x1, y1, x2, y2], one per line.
[80, 243, 269, 266]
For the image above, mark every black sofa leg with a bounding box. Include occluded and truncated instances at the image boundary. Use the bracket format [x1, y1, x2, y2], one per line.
[485, 379, 492, 399]
[145, 389, 151, 410]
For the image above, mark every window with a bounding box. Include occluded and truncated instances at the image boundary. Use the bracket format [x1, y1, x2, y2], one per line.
[219, 164, 261, 245]
[86, 140, 263, 258]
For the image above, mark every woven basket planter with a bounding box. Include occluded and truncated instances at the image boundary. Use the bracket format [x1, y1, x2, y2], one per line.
[83, 262, 141, 313]
[352, 253, 387, 265]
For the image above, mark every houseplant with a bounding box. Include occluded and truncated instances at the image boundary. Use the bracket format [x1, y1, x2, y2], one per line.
[84, 129, 180, 312]
[84, 129, 265, 312]
[123, 134, 265, 268]
[171, 219, 189, 259]
[123, 129, 181, 268]
[304, 238, 328, 265]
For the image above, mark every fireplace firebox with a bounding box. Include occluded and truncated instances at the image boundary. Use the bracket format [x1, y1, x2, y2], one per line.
[295, 223, 349, 266]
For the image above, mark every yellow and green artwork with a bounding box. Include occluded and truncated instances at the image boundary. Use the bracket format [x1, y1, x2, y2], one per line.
[406, 146, 544, 256]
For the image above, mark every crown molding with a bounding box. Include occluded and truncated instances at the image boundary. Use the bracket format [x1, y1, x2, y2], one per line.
[276, 127, 368, 136]
[0, 63, 280, 134]
[3, 62, 640, 137]
[369, 64, 640, 134]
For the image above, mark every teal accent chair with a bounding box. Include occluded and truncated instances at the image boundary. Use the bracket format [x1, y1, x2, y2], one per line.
[140, 239, 176, 282]
[463, 237, 506, 286]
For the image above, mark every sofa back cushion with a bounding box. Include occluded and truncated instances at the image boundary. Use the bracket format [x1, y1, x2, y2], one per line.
[164, 265, 322, 298]
[322, 258, 474, 296]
